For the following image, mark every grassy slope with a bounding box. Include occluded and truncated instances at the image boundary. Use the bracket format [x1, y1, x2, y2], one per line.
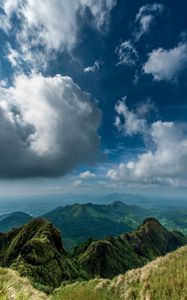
[0, 217, 186, 297]
[0, 268, 47, 300]
[52, 245, 187, 300]
[74, 218, 187, 279]
[0, 246, 187, 300]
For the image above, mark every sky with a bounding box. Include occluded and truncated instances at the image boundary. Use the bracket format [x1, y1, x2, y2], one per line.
[0, 0, 187, 199]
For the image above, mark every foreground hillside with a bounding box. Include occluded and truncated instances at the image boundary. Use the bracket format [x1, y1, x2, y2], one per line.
[0, 218, 186, 299]
[0, 245, 187, 299]
[0, 268, 47, 300]
[53, 245, 187, 300]
[0, 217, 186, 293]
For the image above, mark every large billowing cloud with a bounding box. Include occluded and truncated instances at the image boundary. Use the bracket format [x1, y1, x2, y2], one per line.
[0, 74, 101, 178]
[107, 100, 187, 187]
[0, 0, 116, 69]
[143, 42, 187, 81]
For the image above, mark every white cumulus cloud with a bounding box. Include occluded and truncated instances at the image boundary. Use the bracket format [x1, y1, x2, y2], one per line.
[115, 97, 148, 135]
[0, 73, 101, 178]
[74, 180, 82, 187]
[143, 42, 187, 81]
[0, 0, 116, 69]
[108, 101, 187, 187]
[79, 170, 96, 179]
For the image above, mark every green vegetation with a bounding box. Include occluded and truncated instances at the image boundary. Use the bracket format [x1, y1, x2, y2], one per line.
[0, 267, 47, 300]
[1, 245, 187, 299]
[0, 212, 33, 232]
[74, 218, 187, 279]
[158, 209, 187, 235]
[53, 245, 187, 300]
[3, 201, 187, 253]
[0, 217, 186, 299]
[0, 216, 186, 296]
[0, 218, 79, 291]
[0, 201, 150, 251]
[43, 201, 148, 250]
[120, 214, 141, 229]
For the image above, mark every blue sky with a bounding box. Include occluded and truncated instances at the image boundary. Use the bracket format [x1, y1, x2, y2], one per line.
[0, 0, 187, 198]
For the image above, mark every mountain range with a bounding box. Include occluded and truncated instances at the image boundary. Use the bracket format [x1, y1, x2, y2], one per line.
[1, 201, 187, 252]
[0, 201, 150, 250]
[0, 216, 185, 292]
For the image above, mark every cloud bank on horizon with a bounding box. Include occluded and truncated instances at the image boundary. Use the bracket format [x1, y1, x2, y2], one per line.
[0, 0, 187, 194]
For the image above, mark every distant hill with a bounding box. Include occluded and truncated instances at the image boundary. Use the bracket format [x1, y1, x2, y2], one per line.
[2, 201, 186, 252]
[158, 209, 187, 235]
[42, 201, 147, 249]
[74, 218, 187, 279]
[0, 211, 33, 232]
[54, 245, 187, 300]
[0, 201, 150, 250]
[3, 201, 187, 253]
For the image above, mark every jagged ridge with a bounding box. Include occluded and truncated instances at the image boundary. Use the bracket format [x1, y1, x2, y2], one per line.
[0, 217, 186, 292]
[74, 218, 187, 278]
[0, 218, 79, 290]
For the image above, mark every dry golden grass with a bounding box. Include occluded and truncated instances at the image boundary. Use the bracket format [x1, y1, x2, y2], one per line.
[103, 245, 187, 299]
[0, 268, 48, 300]
[1, 246, 187, 299]
[52, 245, 187, 300]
